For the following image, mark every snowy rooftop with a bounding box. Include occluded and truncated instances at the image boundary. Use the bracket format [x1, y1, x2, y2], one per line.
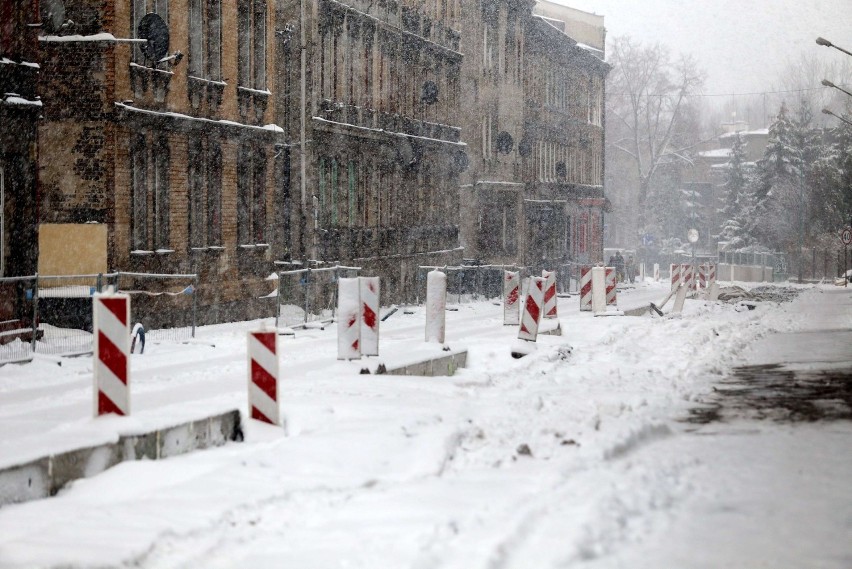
[698, 148, 732, 158]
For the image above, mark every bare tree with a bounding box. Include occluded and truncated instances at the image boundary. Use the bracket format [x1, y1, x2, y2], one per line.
[606, 36, 706, 232]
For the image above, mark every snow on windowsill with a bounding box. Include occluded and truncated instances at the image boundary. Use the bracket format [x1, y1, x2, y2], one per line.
[115, 102, 287, 137]
[2, 94, 43, 107]
[312, 116, 467, 147]
[0, 58, 40, 69]
[189, 75, 227, 87]
[129, 62, 174, 76]
[40, 33, 130, 43]
[237, 86, 272, 96]
[130, 250, 155, 256]
[155, 249, 175, 255]
[239, 243, 270, 250]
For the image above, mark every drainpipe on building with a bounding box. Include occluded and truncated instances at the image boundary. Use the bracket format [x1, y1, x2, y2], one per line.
[300, 0, 311, 261]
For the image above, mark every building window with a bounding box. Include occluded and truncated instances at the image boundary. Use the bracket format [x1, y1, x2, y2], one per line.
[207, 139, 222, 245]
[153, 135, 170, 250]
[130, 132, 171, 251]
[188, 0, 222, 80]
[130, 133, 148, 250]
[131, 0, 169, 63]
[238, 0, 267, 89]
[188, 138, 204, 248]
[0, 165, 5, 276]
[237, 143, 267, 244]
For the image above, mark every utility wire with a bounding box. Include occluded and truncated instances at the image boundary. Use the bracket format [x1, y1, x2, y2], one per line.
[608, 83, 852, 98]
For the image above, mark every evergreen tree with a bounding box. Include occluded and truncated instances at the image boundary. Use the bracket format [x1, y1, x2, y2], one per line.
[717, 132, 750, 248]
[756, 102, 797, 201]
[721, 132, 748, 218]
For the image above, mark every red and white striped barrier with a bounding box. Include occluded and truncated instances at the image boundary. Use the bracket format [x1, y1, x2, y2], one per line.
[670, 263, 681, 291]
[698, 263, 708, 290]
[542, 270, 558, 319]
[93, 293, 131, 417]
[681, 263, 695, 291]
[591, 266, 607, 314]
[579, 266, 593, 311]
[707, 263, 717, 285]
[337, 277, 361, 360]
[425, 270, 447, 343]
[503, 270, 520, 325]
[519, 276, 545, 341]
[247, 330, 281, 425]
[359, 276, 380, 356]
[653, 263, 660, 282]
[605, 266, 617, 305]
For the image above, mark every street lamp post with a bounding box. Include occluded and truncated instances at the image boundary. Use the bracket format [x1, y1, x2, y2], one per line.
[822, 108, 852, 127]
[821, 79, 852, 99]
[816, 37, 852, 57]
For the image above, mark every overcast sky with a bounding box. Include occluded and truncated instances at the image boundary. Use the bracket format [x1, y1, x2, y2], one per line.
[563, 0, 852, 97]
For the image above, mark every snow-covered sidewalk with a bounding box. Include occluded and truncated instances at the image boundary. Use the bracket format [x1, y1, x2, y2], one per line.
[0, 282, 849, 568]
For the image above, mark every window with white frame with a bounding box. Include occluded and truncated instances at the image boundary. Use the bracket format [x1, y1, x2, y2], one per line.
[238, 0, 267, 90]
[188, 0, 222, 81]
[237, 142, 267, 244]
[130, 132, 171, 251]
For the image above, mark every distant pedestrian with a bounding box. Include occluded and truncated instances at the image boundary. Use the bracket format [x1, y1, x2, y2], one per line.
[131, 322, 145, 354]
[614, 251, 625, 283]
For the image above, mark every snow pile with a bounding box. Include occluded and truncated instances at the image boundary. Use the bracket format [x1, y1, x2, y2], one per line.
[0, 284, 849, 568]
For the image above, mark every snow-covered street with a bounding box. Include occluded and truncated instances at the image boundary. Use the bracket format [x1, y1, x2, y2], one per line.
[0, 282, 850, 568]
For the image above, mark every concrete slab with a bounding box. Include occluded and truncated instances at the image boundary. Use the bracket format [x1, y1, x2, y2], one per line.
[0, 409, 242, 508]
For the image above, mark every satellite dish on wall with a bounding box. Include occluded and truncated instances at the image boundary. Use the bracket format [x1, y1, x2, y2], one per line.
[40, 0, 66, 34]
[138, 13, 170, 63]
[517, 137, 532, 158]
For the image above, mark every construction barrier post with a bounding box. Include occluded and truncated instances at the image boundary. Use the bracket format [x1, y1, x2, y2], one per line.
[425, 270, 447, 343]
[542, 270, 558, 319]
[247, 329, 281, 425]
[605, 266, 617, 306]
[359, 276, 380, 356]
[653, 263, 660, 282]
[672, 283, 688, 313]
[670, 264, 681, 291]
[681, 263, 694, 291]
[579, 266, 593, 311]
[503, 270, 520, 325]
[639, 263, 645, 282]
[93, 292, 131, 417]
[519, 276, 544, 341]
[337, 277, 361, 360]
[591, 267, 607, 314]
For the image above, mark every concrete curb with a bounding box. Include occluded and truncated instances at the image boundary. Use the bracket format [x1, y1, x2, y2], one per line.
[0, 409, 242, 508]
[377, 350, 468, 377]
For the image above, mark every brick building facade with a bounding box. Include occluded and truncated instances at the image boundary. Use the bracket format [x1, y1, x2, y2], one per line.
[0, 0, 41, 279]
[458, 0, 608, 272]
[278, 0, 468, 301]
[2, 0, 607, 324]
[33, 0, 287, 325]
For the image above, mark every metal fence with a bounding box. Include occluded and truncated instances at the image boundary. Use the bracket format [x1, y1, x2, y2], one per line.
[272, 264, 361, 328]
[416, 264, 525, 305]
[718, 251, 787, 282]
[113, 272, 198, 344]
[0, 275, 37, 364]
[0, 272, 198, 365]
